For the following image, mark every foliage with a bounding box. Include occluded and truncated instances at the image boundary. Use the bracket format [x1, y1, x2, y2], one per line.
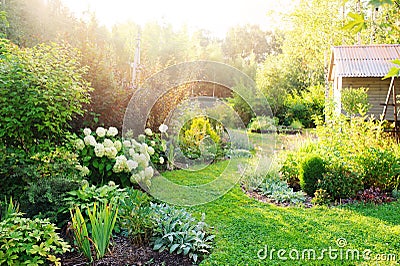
[259, 175, 306, 205]
[70, 206, 92, 262]
[0, 39, 91, 149]
[22, 175, 81, 225]
[392, 188, 400, 199]
[356, 187, 395, 204]
[357, 147, 400, 190]
[118, 188, 154, 244]
[64, 182, 125, 215]
[311, 189, 331, 206]
[87, 203, 118, 259]
[318, 162, 363, 200]
[0, 197, 19, 221]
[299, 155, 326, 196]
[240, 156, 272, 192]
[151, 203, 214, 263]
[341, 87, 370, 117]
[179, 116, 225, 160]
[247, 116, 277, 132]
[283, 85, 325, 127]
[74, 126, 155, 187]
[0, 213, 70, 266]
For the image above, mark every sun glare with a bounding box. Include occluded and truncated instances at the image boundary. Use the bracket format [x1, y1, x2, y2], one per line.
[60, 0, 294, 36]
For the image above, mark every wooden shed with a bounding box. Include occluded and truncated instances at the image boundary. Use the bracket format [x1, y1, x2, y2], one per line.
[328, 44, 400, 119]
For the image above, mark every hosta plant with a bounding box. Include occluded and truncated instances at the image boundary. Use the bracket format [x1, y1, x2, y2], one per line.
[259, 177, 306, 205]
[150, 203, 214, 263]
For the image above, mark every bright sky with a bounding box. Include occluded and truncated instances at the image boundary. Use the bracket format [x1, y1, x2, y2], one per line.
[60, 0, 295, 37]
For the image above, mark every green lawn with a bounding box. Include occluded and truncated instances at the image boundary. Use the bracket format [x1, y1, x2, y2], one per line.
[158, 133, 400, 266]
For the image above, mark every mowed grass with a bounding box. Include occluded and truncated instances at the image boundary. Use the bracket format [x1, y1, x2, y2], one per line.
[159, 133, 400, 266]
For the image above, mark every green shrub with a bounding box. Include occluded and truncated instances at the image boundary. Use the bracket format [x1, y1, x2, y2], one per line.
[318, 162, 363, 200]
[63, 182, 126, 214]
[0, 213, 70, 265]
[247, 116, 277, 132]
[0, 39, 91, 149]
[150, 203, 214, 263]
[118, 188, 154, 244]
[299, 155, 326, 196]
[341, 87, 370, 117]
[22, 176, 81, 225]
[179, 116, 225, 160]
[357, 147, 400, 191]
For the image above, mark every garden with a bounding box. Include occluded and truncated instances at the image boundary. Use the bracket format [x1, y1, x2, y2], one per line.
[1, 0, 400, 265]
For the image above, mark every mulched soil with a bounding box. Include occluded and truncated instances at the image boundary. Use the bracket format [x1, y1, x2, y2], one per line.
[59, 235, 195, 266]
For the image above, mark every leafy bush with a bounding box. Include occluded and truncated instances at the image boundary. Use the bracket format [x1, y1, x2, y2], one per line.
[299, 155, 326, 196]
[341, 87, 370, 117]
[150, 203, 214, 263]
[0, 213, 70, 265]
[179, 116, 225, 160]
[64, 182, 125, 214]
[247, 116, 277, 132]
[259, 175, 306, 205]
[22, 175, 81, 225]
[0, 39, 91, 149]
[317, 162, 362, 200]
[118, 188, 154, 244]
[357, 147, 400, 191]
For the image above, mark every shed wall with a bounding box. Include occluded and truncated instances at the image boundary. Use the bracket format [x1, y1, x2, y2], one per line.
[342, 77, 400, 119]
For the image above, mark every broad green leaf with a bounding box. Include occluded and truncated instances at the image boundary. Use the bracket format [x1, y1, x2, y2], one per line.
[383, 66, 400, 79]
[342, 12, 366, 33]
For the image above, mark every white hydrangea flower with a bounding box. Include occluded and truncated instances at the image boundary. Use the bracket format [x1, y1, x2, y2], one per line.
[148, 146, 155, 156]
[131, 139, 141, 149]
[150, 141, 156, 146]
[137, 153, 149, 168]
[105, 146, 118, 159]
[127, 159, 138, 171]
[107, 126, 118, 137]
[144, 166, 154, 178]
[96, 127, 107, 138]
[103, 138, 114, 148]
[144, 128, 153, 136]
[113, 155, 128, 173]
[138, 134, 146, 142]
[159, 157, 164, 164]
[108, 181, 116, 186]
[83, 128, 92, 136]
[140, 143, 148, 154]
[94, 143, 105, 157]
[84, 135, 96, 146]
[123, 140, 131, 148]
[129, 149, 137, 158]
[159, 124, 168, 133]
[114, 140, 122, 152]
[75, 139, 85, 150]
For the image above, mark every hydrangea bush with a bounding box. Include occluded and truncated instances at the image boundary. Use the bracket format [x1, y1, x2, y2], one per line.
[73, 126, 156, 187]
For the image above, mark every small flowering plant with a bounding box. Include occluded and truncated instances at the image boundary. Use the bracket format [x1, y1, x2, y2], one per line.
[73, 126, 155, 187]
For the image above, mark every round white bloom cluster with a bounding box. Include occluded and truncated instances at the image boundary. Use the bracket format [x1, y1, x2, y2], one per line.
[96, 127, 107, 137]
[159, 124, 168, 133]
[84, 135, 96, 146]
[107, 126, 118, 137]
[75, 139, 85, 150]
[144, 128, 153, 136]
[75, 164, 90, 177]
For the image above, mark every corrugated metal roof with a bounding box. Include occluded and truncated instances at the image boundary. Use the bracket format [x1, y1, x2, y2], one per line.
[329, 44, 400, 80]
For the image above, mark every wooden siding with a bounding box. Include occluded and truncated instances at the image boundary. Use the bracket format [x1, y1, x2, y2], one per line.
[342, 77, 400, 120]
